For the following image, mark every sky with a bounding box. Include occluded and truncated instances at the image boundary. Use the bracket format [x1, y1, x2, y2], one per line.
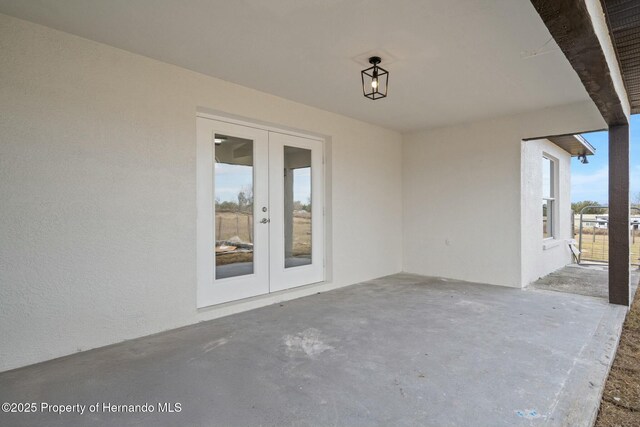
[572, 114, 640, 204]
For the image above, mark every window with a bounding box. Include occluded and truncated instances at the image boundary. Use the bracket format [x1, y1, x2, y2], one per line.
[542, 156, 555, 239]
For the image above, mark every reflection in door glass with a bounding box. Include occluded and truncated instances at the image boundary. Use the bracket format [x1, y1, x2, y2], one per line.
[214, 134, 254, 279]
[283, 146, 312, 268]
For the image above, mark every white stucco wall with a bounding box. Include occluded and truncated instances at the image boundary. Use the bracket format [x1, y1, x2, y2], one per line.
[520, 139, 573, 286]
[402, 104, 604, 287]
[0, 15, 403, 371]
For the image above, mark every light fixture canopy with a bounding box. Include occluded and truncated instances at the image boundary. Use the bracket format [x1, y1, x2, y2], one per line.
[578, 153, 589, 164]
[361, 56, 389, 100]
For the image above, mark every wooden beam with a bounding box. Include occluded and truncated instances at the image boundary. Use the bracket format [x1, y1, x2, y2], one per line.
[608, 123, 630, 306]
[530, 0, 628, 126]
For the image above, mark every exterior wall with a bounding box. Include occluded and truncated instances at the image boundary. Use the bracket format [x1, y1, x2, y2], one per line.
[520, 139, 573, 286]
[0, 15, 403, 371]
[402, 104, 605, 287]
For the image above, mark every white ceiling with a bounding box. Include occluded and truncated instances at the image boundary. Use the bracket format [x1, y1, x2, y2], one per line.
[0, 0, 592, 132]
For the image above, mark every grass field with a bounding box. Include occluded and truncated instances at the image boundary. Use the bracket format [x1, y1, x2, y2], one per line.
[576, 230, 640, 265]
[215, 211, 311, 266]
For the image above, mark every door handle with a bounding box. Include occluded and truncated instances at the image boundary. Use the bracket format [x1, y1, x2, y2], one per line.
[260, 218, 270, 224]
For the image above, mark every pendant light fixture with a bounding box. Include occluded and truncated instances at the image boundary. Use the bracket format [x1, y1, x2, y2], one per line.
[361, 56, 388, 100]
[578, 153, 589, 164]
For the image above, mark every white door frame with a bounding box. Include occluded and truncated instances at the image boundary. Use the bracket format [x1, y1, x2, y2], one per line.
[196, 114, 326, 308]
[268, 132, 324, 291]
[196, 118, 270, 308]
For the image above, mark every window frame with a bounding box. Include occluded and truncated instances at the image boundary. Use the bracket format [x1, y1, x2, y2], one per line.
[542, 154, 557, 241]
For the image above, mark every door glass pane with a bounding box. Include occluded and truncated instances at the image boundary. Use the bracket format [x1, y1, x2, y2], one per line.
[214, 134, 254, 279]
[283, 146, 312, 268]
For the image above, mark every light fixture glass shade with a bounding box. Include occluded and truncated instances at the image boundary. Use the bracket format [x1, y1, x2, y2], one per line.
[361, 56, 388, 100]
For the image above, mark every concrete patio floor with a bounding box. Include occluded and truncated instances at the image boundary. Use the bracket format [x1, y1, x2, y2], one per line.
[529, 263, 640, 300]
[0, 273, 628, 427]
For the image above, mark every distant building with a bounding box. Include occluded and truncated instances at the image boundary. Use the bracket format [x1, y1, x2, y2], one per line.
[574, 214, 640, 230]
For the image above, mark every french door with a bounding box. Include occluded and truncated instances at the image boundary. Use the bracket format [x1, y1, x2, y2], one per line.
[196, 117, 324, 307]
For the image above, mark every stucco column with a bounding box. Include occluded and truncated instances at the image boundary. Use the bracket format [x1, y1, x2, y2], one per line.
[608, 124, 630, 306]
